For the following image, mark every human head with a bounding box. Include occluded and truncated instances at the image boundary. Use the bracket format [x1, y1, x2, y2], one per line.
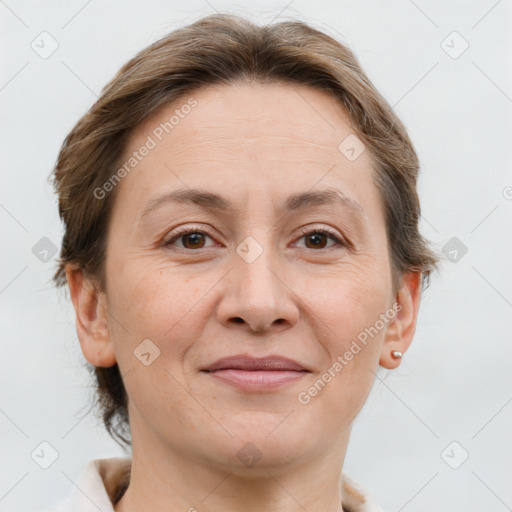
[51, 13, 439, 449]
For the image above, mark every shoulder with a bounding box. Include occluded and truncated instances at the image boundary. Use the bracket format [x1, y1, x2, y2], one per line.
[341, 472, 385, 512]
[38, 457, 131, 512]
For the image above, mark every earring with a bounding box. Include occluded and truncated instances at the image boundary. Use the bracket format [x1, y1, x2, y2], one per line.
[391, 350, 403, 359]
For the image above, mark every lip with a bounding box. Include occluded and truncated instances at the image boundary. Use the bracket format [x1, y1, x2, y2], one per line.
[202, 355, 310, 372]
[201, 355, 311, 392]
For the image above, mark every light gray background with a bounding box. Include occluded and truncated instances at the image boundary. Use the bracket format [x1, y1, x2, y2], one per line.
[1, 1, 511, 510]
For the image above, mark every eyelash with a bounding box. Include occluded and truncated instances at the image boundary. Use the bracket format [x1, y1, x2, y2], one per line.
[163, 225, 346, 251]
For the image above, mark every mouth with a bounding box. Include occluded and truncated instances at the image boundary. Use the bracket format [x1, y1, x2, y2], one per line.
[200, 355, 311, 392]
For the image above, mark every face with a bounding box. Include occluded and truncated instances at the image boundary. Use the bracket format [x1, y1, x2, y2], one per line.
[92, 81, 409, 472]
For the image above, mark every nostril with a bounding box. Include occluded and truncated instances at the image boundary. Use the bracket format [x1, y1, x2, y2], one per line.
[232, 317, 244, 323]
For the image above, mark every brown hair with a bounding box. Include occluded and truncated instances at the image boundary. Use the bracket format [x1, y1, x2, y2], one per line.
[51, 13, 440, 448]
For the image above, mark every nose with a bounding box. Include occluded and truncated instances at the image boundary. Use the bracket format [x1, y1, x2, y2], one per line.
[216, 244, 300, 333]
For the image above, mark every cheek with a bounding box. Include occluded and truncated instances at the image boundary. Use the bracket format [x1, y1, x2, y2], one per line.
[300, 268, 389, 400]
[106, 268, 206, 418]
[304, 263, 391, 340]
[106, 266, 190, 354]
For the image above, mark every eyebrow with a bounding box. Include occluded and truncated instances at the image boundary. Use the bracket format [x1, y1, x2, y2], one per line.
[140, 187, 366, 220]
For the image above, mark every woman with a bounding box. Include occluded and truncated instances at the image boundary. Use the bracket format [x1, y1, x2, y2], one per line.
[47, 13, 439, 512]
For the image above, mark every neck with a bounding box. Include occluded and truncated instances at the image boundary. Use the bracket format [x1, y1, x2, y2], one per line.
[114, 427, 350, 512]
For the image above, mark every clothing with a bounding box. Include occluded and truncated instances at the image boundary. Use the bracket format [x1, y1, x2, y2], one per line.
[41, 457, 384, 512]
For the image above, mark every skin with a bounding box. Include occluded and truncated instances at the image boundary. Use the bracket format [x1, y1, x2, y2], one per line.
[66, 81, 421, 512]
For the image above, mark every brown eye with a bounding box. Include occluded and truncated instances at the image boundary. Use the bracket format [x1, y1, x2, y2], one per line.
[164, 228, 215, 250]
[304, 232, 329, 249]
[180, 232, 207, 249]
[296, 228, 345, 250]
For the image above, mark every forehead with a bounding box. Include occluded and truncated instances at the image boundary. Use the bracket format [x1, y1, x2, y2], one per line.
[113, 81, 384, 229]
[127, 80, 366, 164]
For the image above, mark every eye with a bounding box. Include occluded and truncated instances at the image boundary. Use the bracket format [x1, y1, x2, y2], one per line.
[163, 225, 347, 251]
[294, 227, 346, 250]
[163, 226, 216, 250]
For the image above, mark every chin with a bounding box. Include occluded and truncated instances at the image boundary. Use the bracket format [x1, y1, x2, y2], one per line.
[204, 414, 317, 472]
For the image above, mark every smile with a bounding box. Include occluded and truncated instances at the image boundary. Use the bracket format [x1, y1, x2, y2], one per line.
[201, 354, 311, 392]
[203, 369, 309, 391]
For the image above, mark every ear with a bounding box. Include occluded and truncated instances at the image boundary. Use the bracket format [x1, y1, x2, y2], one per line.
[65, 264, 117, 368]
[379, 271, 422, 369]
